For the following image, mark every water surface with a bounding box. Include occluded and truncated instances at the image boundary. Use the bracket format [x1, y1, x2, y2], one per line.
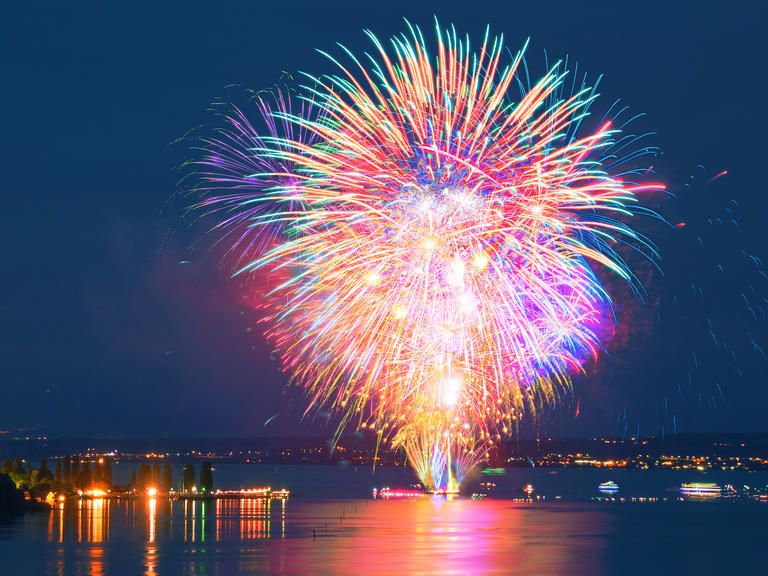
[2, 466, 766, 575]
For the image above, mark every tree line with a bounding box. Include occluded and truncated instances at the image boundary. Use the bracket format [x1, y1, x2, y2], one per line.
[2, 458, 59, 496]
[129, 461, 173, 491]
[130, 461, 213, 494]
[1, 457, 214, 496]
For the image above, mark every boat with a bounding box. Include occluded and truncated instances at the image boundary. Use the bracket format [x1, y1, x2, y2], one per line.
[176, 487, 290, 500]
[428, 488, 460, 496]
[680, 483, 721, 497]
[374, 487, 425, 499]
[598, 481, 619, 492]
[522, 483, 535, 496]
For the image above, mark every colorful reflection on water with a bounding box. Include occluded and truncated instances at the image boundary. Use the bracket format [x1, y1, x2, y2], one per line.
[42, 496, 289, 544]
[3, 496, 767, 575]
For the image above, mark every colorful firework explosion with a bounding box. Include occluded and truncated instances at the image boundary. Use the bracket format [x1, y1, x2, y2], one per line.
[194, 24, 663, 491]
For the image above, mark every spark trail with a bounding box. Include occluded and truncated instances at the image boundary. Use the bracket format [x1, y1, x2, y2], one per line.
[195, 23, 663, 491]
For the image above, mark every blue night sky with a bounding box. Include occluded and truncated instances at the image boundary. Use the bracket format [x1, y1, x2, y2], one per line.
[2, 0, 766, 438]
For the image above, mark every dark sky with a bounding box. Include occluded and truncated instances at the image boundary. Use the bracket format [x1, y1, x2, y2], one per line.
[2, 0, 766, 438]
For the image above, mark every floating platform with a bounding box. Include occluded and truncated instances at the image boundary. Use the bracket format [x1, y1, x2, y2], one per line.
[598, 481, 620, 492]
[68, 487, 290, 501]
[373, 487, 426, 499]
[427, 488, 460, 496]
[680, 483, 721, 497]
[174, 487, 290, 500]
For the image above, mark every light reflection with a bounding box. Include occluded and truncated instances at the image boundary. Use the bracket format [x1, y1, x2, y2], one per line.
[183, 499, 198, 543]
[58, 502, 64, 543]
[192, 500, 196, 542]
[39, 496, 611, 575]
[147, 497, 156, 543]
[47, 505, 53, 541]
[77, 497, 82, 543]
[240, 498, 269, 539]
[144, 497, 159, 576]
[201, 500, 206, 543]
[278, 499, 606, 575]
[88, 546, 104, 576]
[144, 541, 158, 576]
[216, 498, 223, 541]
[89, 498, 106, 543]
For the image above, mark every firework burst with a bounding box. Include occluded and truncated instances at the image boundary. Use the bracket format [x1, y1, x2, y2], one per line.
[194, 23, 663, 491]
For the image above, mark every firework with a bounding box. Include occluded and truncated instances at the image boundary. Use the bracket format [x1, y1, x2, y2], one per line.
[194, 88, 319, 265]
[196, 24, 662, 491]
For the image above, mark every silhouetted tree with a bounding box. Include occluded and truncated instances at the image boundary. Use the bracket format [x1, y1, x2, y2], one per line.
[71, 459, 81, 481]
[29, 462, 53, 495]
[63, 457, 71, 484]
[0, 473, 25, 517]
[152, 463, 161, 488]
[38, 459, 51, 481]
[199, 462, 213, 494]
[162, 462, 173, 491]
[7, 460, 30, 491]
[130, 469, 137, 489]
[102, 458, 112, 487]
[139, 463, 151, 489]
[79, 462, 91, 488]
[182, 464, 196, 493]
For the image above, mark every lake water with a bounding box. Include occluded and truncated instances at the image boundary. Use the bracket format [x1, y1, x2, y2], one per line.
[1, 465, 767, 575]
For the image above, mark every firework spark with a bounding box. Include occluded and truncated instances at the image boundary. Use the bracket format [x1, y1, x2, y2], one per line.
[194, 88, 319, 264]
[195, 24, 663, 491]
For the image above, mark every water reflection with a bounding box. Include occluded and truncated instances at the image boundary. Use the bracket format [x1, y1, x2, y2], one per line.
[9, 496, 763, 575]
[273, 498, 608, 575]
[47, 495, 289, 545]
[147, 497, 156, 543]
[30, 497, 614, 575]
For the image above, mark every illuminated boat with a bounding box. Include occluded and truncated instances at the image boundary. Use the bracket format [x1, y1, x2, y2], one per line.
[680, 483, 721, 497]
[172, 487, 290, 500]
[374, 487, 425, 499]
[522, 484, 535, 496]
[428, 487, 460, 496]
[598, 481, 619, 492]
[472, 481, 497, 500]
[427, 474, 461, 496]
